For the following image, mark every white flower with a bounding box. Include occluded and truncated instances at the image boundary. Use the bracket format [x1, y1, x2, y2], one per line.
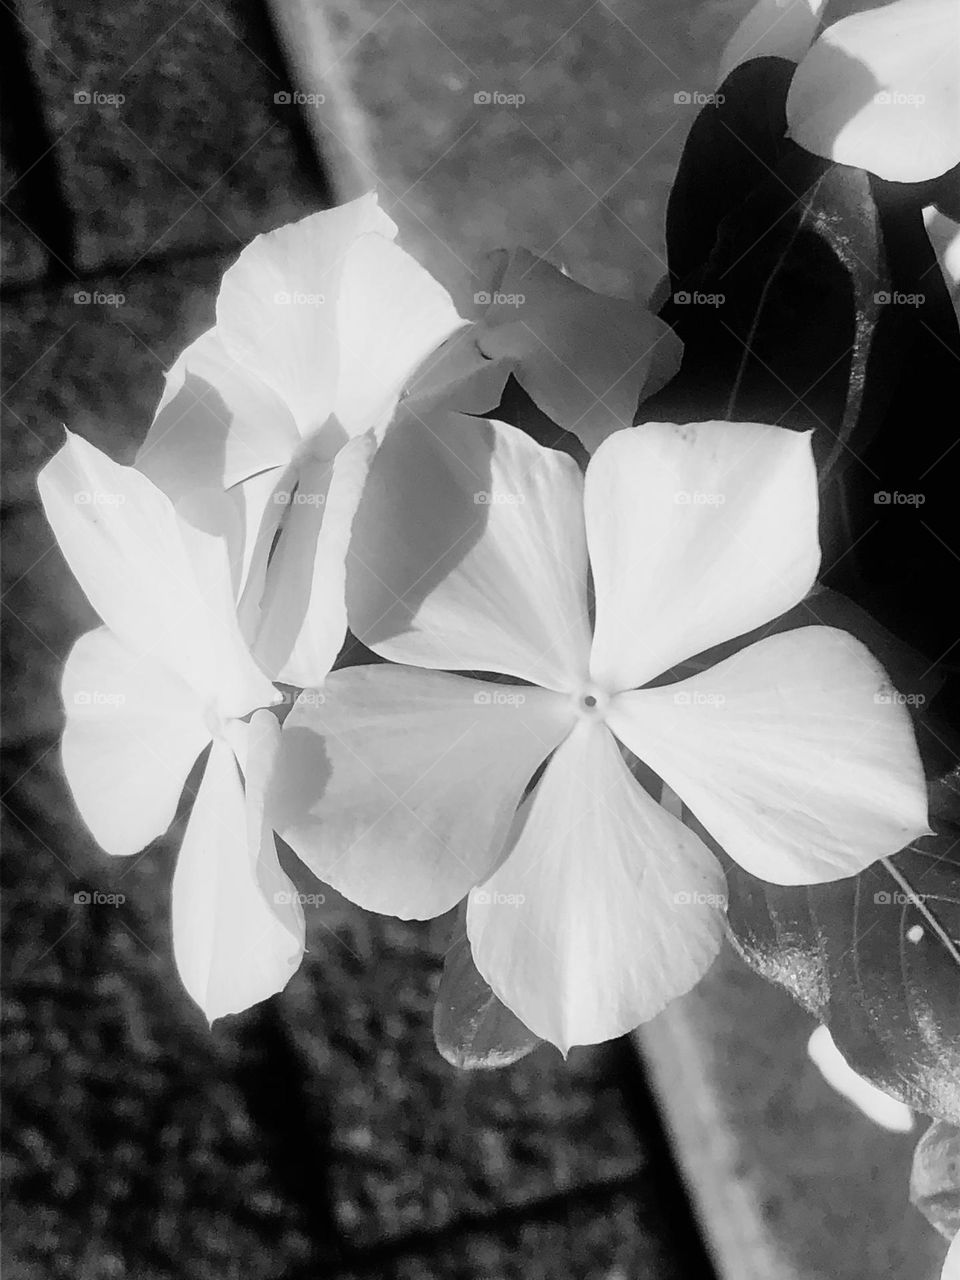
[135, 193, 468, 687]
[720, 0, 960, 182]
[787, 0, 959, 182]
[273, 414, 929, 1051]
[405, 248, 682, 454]
[38, 432, 302, 1022]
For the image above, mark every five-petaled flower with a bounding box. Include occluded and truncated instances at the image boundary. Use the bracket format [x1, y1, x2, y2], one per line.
[39, 433, 301, 1022]
[274, 414, 929, 1051]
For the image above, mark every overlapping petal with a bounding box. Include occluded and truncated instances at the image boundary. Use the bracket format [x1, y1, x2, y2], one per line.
[275, 665, 574, 919]
[400, 249, 681, 452]
[215, 194, 395, 436]
[136, 327, 299, 493]
[716, 0, 825, 86]
[172, 714, 305, 1022]
[346, 411, 593, 690]
[475, 250, 682, 451]
[586, 422, 820, 692]
[607, 627, 930, 886]
[787, 0, 960, 182]
[466, 720, 726, 1051]
[38, 432, 278, 719]
[60, 627, 210, 856]
[252, 434, 376, 686]
[333, 230, 469, 435]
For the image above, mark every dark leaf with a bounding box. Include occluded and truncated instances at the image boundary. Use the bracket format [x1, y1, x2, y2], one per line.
[644, 95, 960, 633]
[636, 53, 960, 1129]
[911, 1120, 960, 1241]
[713, 712, 960, 1123]
[664, 57, 796, 291]
[820, 180, 960, 676]
[433, 905, 541, 1070]
[642, 147, 888, 495]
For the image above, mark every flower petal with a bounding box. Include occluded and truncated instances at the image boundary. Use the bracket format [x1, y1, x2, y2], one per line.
[60, 627, 210, 856]
[274, 664, 573, 919]
[346, 411, 593, 691]
[333, 230, 468, 435]
[925, 207, 960, 329]
[39, 433, 278, 718]
[136, 327, 299, 493]
[786, 0, 960, 183]
[216, 194, 396, 437]
[943, 1230, 960, 1280]
[476, 250, 683, 453]
[466, 721, 726, 1052]
[172, 720, 305, 1022]
[717, 0, 825, 87]
[586, 422, 820, 692]
[606, 627, 930, 886]
[402, 326, 511, 418]
[253, 434, 376, 686]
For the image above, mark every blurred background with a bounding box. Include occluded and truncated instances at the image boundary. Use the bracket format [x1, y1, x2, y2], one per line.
[1, 0, 749, 1275]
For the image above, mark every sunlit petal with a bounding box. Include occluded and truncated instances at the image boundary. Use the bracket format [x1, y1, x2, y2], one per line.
[607, 627, 930, 885]
[216, 193, 396, 436]
[136, 327, 299, 492]
[586, 422, 819, 691]
[334, 231, 468, 435]
[38, 432, 278, 718]
[60, 627, 209, 856]
[467, 720, 726, 1051]
[254, 434, 376, 687]
[347, 411, 593, 691]
[787, 0, 960, 182]
[275, 664, 573, 919]
[172, 720, 305, 1022]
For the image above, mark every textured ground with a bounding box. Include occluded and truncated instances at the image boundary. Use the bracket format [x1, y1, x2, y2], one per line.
[0, 0, 753, 1275]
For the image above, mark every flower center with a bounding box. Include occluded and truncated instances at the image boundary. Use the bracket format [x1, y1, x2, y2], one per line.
[572, 684, 610, 721]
